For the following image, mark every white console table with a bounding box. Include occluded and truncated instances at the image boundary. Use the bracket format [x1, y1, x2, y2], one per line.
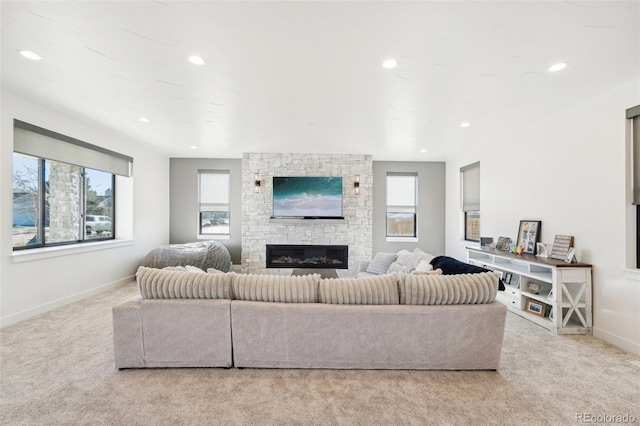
[467, 247, 592, 335]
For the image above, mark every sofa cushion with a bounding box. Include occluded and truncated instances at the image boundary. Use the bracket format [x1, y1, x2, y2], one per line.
[231, 273, 320, 303]
[319, 274, 399, 305]
[398, 272, 498, 305]
[136, 266, 231, 299]
[365, 252, 398, 275]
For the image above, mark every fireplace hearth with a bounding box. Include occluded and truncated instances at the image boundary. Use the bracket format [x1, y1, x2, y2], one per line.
[266, 244, 348, 269]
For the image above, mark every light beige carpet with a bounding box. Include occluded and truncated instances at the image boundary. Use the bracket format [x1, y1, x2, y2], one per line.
[1, 282, 639, 426]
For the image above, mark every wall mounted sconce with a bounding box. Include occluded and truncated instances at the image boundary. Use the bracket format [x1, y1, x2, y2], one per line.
[254, 173, 261, 191]
[354, 174, 360, 195]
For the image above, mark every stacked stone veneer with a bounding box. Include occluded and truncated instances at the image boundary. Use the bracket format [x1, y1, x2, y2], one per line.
[241, 153, 373, 274]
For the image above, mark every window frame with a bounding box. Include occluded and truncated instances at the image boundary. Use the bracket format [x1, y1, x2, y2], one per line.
[198, 170, 231, 237]
[385, 173, 418, 239]
[12, 155, 116, 251]
[461, 162, 480, 242]
[627, 105, 640, 268]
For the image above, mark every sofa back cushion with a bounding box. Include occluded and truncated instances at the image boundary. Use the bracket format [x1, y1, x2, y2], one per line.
[231, 273, 320, 303]
[137, 266, 231, 299]
[398, 272, 498, 305]
[319, 274, 399, 305]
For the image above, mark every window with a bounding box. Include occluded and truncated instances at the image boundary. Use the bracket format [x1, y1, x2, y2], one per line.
[386, 173, 417, 238]
[198, 170, 230, 236]
[461, 162, 480, 242]
[12, 120, 131, 250]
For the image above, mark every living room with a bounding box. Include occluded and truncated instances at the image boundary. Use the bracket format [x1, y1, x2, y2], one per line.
[1, 1, 639, 424]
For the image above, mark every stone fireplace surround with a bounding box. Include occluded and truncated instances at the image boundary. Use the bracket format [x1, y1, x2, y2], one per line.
[241, 153, 373, 274]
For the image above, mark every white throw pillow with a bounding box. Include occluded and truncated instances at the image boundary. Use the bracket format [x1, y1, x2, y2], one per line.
[414, 259, 434, 272]
[185, 265, 206, 273]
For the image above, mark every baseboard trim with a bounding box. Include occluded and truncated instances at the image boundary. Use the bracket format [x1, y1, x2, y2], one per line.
[593, 326, 640, 356]
[0, 275, 135, 328]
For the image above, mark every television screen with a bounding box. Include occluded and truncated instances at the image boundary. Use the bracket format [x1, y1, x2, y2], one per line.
[272, 176, 343, 218]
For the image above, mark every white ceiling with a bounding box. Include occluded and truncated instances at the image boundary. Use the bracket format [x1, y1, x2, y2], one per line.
[1, 1, 638, 161]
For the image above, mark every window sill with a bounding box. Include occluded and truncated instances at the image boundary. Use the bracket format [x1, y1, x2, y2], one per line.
[386, 237, 419, 243]
[12, 239, 133, 263]
[197, 234, 231, 240]
[624, 268, 640, 281]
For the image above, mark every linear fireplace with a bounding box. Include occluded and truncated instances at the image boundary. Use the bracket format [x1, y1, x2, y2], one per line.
[266, 244, 348, 269]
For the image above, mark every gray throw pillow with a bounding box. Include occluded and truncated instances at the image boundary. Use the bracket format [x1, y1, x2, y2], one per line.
[365, 252, 398, 275]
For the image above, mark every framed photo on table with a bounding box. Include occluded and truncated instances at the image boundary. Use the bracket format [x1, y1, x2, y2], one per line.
[525, 299, 547, 317]
[517, 220, 541, 254]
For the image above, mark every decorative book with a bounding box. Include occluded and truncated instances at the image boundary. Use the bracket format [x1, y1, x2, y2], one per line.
[550, 235, 574, 260]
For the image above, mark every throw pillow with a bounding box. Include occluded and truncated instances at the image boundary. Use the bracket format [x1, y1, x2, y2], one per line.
[414, 259, 434, 272]
[365, 252, 398, 275]
[185, 265, 206, 273]
[207, 268, 225, 274]
[388, 249, 435, 273]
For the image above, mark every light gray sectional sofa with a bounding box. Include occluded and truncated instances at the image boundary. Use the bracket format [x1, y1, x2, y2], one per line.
[113, 266, 507, 370]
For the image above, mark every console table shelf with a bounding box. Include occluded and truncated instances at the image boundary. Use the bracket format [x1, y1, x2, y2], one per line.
[467, 247, 592, 335]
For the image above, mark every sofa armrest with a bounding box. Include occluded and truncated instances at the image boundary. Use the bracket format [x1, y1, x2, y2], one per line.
[113, 296, 144, 369]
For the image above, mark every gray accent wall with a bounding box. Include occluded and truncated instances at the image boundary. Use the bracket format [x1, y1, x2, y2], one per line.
[372, 161, 446, 256]
[170, 158, 242, 264]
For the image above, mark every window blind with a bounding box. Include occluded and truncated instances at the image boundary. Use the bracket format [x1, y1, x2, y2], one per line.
[461, 162, 480, 211]
[13, 120, 133, 177]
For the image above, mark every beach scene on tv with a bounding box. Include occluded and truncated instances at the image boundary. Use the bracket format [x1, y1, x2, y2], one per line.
[273, 177, 343, 218]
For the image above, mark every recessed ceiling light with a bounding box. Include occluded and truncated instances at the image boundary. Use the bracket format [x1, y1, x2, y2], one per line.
[420, 149, 427, 153]
[18, 50, 43, 61]
[548, 63, 567, 72]
[188, 55, 206, 66]
[138, 117, 149, 123]
[189, 145, 198, 150]
[460, 122, 471, 128]
[382, 59, 398, 69]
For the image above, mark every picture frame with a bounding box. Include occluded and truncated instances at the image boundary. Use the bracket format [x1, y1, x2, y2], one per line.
[564, 247, 576, 263]
[511, 274, 521, 289]
[517, 220, 541, 254]
[480, 237, 493, 248]
[504, 273, 513, 285]
[536, 242, 548, 258]
[525, 299, 547, 317]
[496, 236, 512, 251]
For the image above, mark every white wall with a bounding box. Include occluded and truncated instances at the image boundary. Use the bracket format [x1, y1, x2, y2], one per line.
[0, 91, 170, 326]
[445, 78, 640, 355]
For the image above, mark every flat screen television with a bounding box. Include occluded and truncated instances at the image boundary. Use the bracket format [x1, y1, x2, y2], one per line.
[272, 176, 343, 219]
